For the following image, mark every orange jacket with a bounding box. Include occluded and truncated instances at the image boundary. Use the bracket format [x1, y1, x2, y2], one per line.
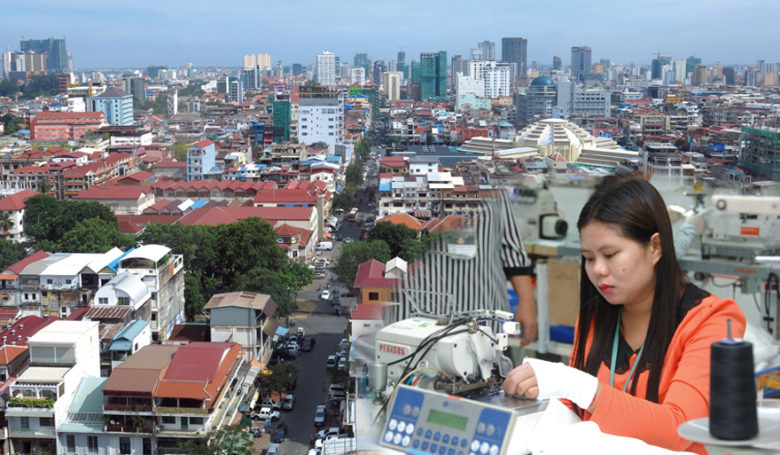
[570, 287, 746, 454]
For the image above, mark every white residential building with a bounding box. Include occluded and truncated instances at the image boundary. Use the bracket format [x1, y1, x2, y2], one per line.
[466, 60, 511, 98]
[316, 51, 336, 87]
[298, 86, 344, 154]
[382, 71, 402, 101]
[455, 73, 485, 110]
[6, 320, 100, 455]
[350, 67, 366, 86]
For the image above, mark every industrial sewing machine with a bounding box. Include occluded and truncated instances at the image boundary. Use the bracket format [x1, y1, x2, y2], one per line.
[372, 312, 547, 455]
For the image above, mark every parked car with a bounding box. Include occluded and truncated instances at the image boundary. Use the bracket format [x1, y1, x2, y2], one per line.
[316, 427, 340, 440]
[252, 407, 280, 421]
[315, 434, 342, 449]
[320, 289, 331, 301]
[259, 399, 281, 411]
[314, 404, 327, 427]
[271, 423, 288, 443]
[282, 394, 295, 411]
[326, 355, 338, 369]
[338, 338, 350, 351]
[328, 383, 346, 400]
[337, 357, 348, 370]
[301, 337, 315, 352]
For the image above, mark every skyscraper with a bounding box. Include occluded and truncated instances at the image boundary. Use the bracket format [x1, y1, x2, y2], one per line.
[242, 53, 271, 69]
[685, 56, 702, 76]
[382, 71, 402, 101]
[571, 46, 592, 83]
[354, 53, 370, 75]
[477, 41, 495, 61]
[501, 37, 527, 75]
[373, 60, 387, 84]
[92, 87, 134, 126]
[316, 51, 336, 86]
[451, 55, 469, 86]
[651, 55, 671, 80]
[419, 51, 447, 100]
[20, 37, 67, 73]
[298, 85, 344, 153]
[552, 56, 562, 71]
[397, 51, 408, 79]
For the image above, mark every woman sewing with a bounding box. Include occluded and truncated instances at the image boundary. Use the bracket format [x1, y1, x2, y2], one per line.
[503, 176, 746, 453]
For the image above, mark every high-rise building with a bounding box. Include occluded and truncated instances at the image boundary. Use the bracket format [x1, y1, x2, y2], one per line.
[469, 61, 511, 98]
[419, 51, 447, 100]
[146, 66, 168, 81]
[373, 60, 387, 84]
[552, 56, 562, 71]
[273, 92, 292, 143]
[455, 73, 485, 110]
[229, 79, 244, 103]
[292, 63, 303, 76]
[397, 51, 408, 79]
[501, 37, 528, 75]
[351, 67, 366, 86]
[242, 53, 271, 69]
[316, 51, 336, 86]
[354, 53, 370, 75]
[297, 85, 344, 154]
[20, 37, 67, 73]
[673, 60, 687, 83]
[477, 41, 495, 61]
[382, 71, 402, 101]
[741, 127, 780, 180]
[451, 55, 469, 86]
[722, 67, 736, 85]
[651, 55, 671, 80]
[744, 69, 758, 87]
[686, 56, 702, 76]
[692, 64, 709, 86]
[92, 87, 134, 126]
[516, 76, 557, 124]
[128, 77, 146, 103]
[168, 89, 178, 116]
[571, 46, 592, 83]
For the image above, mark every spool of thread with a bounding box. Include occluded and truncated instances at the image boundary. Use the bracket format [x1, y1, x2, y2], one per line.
[709, 320, 758, 440]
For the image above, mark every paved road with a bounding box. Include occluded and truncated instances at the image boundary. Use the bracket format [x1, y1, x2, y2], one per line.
[274, 315, 348, 455]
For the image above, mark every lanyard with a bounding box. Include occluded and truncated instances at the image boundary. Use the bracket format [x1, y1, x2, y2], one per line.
[610, 311, 645, 393]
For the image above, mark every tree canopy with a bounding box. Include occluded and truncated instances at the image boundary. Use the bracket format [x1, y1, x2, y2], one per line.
[345, 162, 364, 187]
[367, 221, 422, 261]
[334, 240, 391, 290]
[139, 218, 312, 319]
[0, 238, 25, 271]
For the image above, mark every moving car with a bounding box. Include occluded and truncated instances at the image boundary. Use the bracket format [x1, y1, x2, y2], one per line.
[314, 404, 327, 427]
[301, 337, 315, 352]
[326, 355, 338, 369]
[320, 289, 331, 301]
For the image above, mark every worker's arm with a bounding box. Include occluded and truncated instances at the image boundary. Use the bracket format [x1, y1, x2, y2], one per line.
[509, 274, 537, 347]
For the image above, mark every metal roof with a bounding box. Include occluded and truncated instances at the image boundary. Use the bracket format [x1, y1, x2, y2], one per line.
[16, 366, 70, 383]
[121, 244, 170, 264]
[28, 320, 98, 345]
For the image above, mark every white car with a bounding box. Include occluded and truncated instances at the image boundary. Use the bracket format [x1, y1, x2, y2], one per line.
[252, 407, 280, 421]
[282, 394, 295, 410]
[320, 290, 331, 301]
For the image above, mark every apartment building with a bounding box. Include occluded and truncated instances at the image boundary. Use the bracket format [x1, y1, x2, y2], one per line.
[115, 245, 185, 342]
[0, 189, 38, 243]
[29, 112, 105, 142]
[203, 292, 277, 362]
[6, 320, 100, 455]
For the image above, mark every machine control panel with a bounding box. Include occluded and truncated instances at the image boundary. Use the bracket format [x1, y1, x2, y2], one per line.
[381, 385, 515, 455]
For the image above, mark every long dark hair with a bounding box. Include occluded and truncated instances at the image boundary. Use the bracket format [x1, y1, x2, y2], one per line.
[572, 176, 686, 404]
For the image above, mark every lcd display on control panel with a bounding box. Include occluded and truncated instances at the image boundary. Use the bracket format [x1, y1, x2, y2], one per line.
[427, 409, 468, 431]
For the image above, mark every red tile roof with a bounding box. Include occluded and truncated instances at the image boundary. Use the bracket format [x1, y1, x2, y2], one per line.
[116, 171, 154, 183]
[34, 111, 104, 119]
[376, 214, 424, 231]
[178, 206, 313, 226]
[253, 188, 319, 205]
[0, 345, 28, 365]
[3, 251, 50, 275]
[75, 184, 152, 200]
[0, 190, 39, 211]
[381, 156, 407, 168]
[423, 215, 472, 233]
[155, 158, 187, 169]
[0, 316, 58, 346]
[350, 303, 386, 320]
[353, 259, 401, 289]
[193, 139, 214, 149]
[155, 342, 242, 405]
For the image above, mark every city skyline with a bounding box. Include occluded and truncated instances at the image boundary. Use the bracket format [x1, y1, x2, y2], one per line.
[2, 0, 778, 69]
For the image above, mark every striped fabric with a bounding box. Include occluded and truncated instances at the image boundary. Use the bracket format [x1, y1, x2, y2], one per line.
[392, 189, 532, 322]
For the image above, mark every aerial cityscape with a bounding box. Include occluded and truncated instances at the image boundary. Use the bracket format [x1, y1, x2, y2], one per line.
[0, 2, 779, 455]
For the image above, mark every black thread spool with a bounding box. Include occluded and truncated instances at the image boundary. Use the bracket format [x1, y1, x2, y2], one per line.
[709, 319, 758, 440]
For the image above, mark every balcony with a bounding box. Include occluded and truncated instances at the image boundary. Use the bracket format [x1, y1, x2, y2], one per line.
[155, 406, 208, 415]
[103, 402, 153, 413]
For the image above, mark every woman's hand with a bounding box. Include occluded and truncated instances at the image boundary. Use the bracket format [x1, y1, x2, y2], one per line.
[503, 358, 601, 411]
[503, 363, 540, 399]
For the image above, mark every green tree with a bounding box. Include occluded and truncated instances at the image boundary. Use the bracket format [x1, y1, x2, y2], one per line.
[176, 425, 252, 455]
[258, 362, 299, 396]
[216, 217, 287, 286]
[0, 238, 25, 271]
[345, 163, 364, 186]
[168, 142, 192, 161]
[23, 194, 63, 242]
[332, 186, 356, 211]
[368, 221, 421, 260]
[0, 211, 14, 233]
[334, 240, 391, 290]
[354, 138, 372, 161]
[56, 218, 135, 253]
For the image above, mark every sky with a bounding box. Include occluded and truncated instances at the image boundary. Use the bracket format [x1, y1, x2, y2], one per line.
[2, 0, 778, 70]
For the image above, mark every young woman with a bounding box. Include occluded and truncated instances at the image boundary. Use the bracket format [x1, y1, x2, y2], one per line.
[503, 177, 746, 454]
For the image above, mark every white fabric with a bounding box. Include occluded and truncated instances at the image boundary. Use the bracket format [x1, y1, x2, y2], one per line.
[523, 358, 599, 409]
[528, 399, 697, 455]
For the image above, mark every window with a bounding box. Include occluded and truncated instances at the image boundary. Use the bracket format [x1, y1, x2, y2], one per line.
[143, 438, 152, 455]
[20, 417, 29, 429]
[47, 279, 53, 284]
[190, 417, 204, 425]
[162, 416, 175, 424]
[66, 279, 72, 284]
[99, 297, 108, 304]
[120, 437, 131, 454]
[88, 436, 98, 453]
[67, 435, 76, 452]
[368, 292, 379, 301]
